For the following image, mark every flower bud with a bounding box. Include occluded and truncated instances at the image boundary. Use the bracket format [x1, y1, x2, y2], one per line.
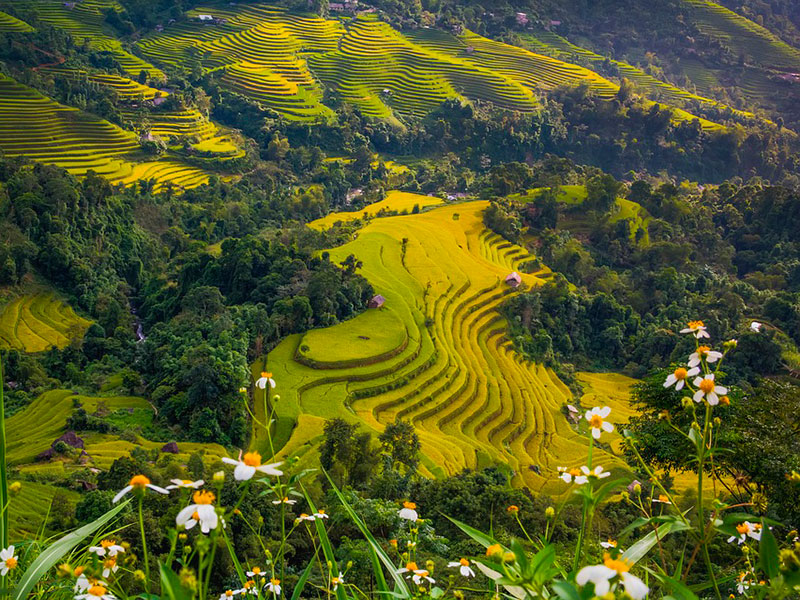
[742, 546, 750, 555]
[545, 506, 555, 519]
[57, 563, 73, 578]
[273, 395, 281, 402]
[134, 569, 147, 582]
[720, 396, 730, 406]
[502, 551, 516, 563]
[213, 471, 225, 484]
[453, 591, 464, 600]
[681, 397, 693, 409]
[507, 505, 519, 515]
[658, 410, 670, 421]
[627, 480, 642, 495]
[723, 339, 738, 350]
[426, 559, 435, 572]
[486, 544, 503, 558]
[9, 481, 21, 494]
[713, 417, 721, 427]
[183, 546, 192, 554]
[787, 471, 800, 483]
[239, 387, 248, 394]
[179, 567, 198, 592]
[346, 561, 353, 570]
[389, 539, 398, 547]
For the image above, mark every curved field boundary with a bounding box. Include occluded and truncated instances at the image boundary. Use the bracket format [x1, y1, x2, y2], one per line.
[256, 201, 629, 491]
[0, 10, 33, 31]
[308, 190, 444, 230]
[0, 293, 91, 353]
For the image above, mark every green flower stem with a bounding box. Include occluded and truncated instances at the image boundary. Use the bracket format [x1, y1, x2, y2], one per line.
[697, 402, 721, 600]
[138, 495, 150, 595]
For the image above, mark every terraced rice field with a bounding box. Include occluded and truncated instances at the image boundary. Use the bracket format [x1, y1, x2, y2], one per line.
[137, 5, 340, 121]
[8, 481, 81, 541]
[0, 10, 33, 31]
[38, 68, 165, 101]
[519, 31, 756, 121]
[257, 200, 630, 493]
[0, 293, 91, 353]
[308, 190, 444, 230]
[3, 0, 164, 80]
[6, 389, 228, 470]
[683, 0, 800, 72]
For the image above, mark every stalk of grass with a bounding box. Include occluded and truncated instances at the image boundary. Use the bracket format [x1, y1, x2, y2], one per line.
[0, 356, 8, 552]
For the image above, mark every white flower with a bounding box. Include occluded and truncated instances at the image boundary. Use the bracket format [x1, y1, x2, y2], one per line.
[736, 571, 753, 594]
[313, 509, 329, 519]
[222, 451, 283, 481]
[600, 540, 617, 549]
[681, 320, 710, 339]
[246, 566, 266, 579]
[688, 346, 723, 368]
[166, 479, 204, 490]
[692, 374, 727, 406]
[727, 521, 762, 545]
[750, 321, 762, 332]
[256, 371, 276, 389]
[652, 494, 672, 504]
[101, 557, 118, 579]
[447, 558, 475, 577]
[88, 540, 125, 558]
[272, 497, 297, 505]
[176, 491, 219, 534]
[398, 562, 435, 585]
[0, 546, 17, 576]
[75, 583, 117, 600]
[331, 572, 344, 590]
[664, 366, 700, 390]
[238, 581, 259, 596]
[576, 555, 648, 600]
[558, 467, 588, 485]
[265, 578, 282, 595]
[112, 474, 169, 503]
[295, 513, 316, 522]
[398, 501, 418, 521]
[582, 465, 611, 480]
[219, 590, 240, 599]
[585, 406, 613, 439]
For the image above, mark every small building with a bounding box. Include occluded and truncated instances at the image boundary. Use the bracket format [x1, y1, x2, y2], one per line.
[64, 1, 76, 8]
[197, 14, 214, 21]
[550, 20, 562, 27]
[515, 12, 529, 26]
[368, 294, 386, 309]
[155, 24, 164, 32]
[329, 2, 345, 10]
[505, 272, 522, 288]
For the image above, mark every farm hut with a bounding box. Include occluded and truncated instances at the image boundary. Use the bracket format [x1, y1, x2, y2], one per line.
[505, 272, 522, 288]
[197, 14, 214, 21]
[368, 294, 386, 309]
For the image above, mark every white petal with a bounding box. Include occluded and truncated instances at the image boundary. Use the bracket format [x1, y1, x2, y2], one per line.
[714, 386, 727, 395]
[602, 421, 614, 432]
[693, 390, 704, 402]
[221, 457, 239, 465]
[581, 466, 591, 474]
[663, 375, 676, 387]
[559, 473, 571, 483]
[256, 462, 284, 477]
[176, 504, 197, 525]
[707, 392, 718, 405]
[112, 485, 133, 504]
[576, 565, 615, 586]
[675, 380, 685, 391]
[147, 483, 170, 494]
[688, 367, 700, 376]
[574, 476, 588, 485]
[693, 376, 704, 387]
[592, 428, 601, 439]
[621, 572, 649, 600]
[688, 357, 700, 368]
[584, 410, 592, 421]
[599, 406, 611, 417]
[234, 464, 257, 480]
[697, 330, 710, 338]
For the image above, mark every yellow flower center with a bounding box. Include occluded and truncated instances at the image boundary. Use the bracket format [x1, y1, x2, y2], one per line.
[674, 367, 688, 380]
[418, 570, 430, 577]
[606, 540, 617, 547]
[486, 544, 502, 557]
[699, 378, 715, 394]
[603, 553, 632, 574]
[88, 585, 108, 597]
[720, 396, 730, 405]
[568, 468, 581, 476]
[318, 509, 326, 516]
[5, 557, 17, 569]
[389, 539, 397, 546]
[252, 567, 262, 575]
[507, 505, 519, 513]
[74, 566, 86, 577]
[103, 558, 116, 568]
[688, 320, 705, 330]
[459, 558, 470, 566]
[243, 452, 262, 467]
[271, 578, 281, 586]
[193, 490, 215, 505]
[129, 474, 150, 488]
[332, 577, 341, 584]
[590, 414, 604, 428]
[100, 539, 116, 549]
[405, 562, 418, 571]
[244, 580, 255, 589]
[736, 523, 750, 534]
[225, 591, 234, 597]
[403, 501, 416, 509]
[697, 345, 710, 356]
[261, 371, 272, 378]
[657, 494, 669, 503]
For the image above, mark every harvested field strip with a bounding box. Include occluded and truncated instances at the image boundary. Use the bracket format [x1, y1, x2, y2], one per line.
[255, 200, 627, 490]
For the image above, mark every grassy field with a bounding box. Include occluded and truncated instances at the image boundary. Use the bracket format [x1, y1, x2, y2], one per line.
[0, 10, 33, 32]
[0, 292, 91, 353]
[308, 190, 444, 230]
[249, 199, 639, 493]
[8, 481, 81, 541]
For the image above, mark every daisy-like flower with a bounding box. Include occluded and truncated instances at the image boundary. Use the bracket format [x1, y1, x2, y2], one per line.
[112, 474, 169, 503]
[75, 583, 117, 600]
[295, 513, 316, 523]
[652, 494, 672, 504]
[664, 366, 700, 390]
[272, 497, 297, 505]
[0, 546, 17, 576]
[239, 580, 258, 596]
[750, 321, 762, 333]
[398, 501, 418, 521]
[246, 566, 265, 579]
[219, 590, 240, 599]
[507, 505, 519, 514]
[313, 509, 329, 519]
[256, 372, 276, 390]
[585, 407, 614, 439]
[727, 521, 762, 545]
[576, 554, 648, 600]
[89, 539, 125, 558]
[688, 346, 723, 368]
[176, 490, 219, 534]
[265, 577, 282, 595]
[101, 557, 118, 579]
[398, 562, 435, 586]
[692, 374, 727, 406]
[331, 572, 344, 590]
[558, 467, 588, 485]
[600, 540, 618, 549]
[582, 465, 611, 480]
[736, 571, 753, 594]
[166, 479, 204, 490]
[447, 558, 475, 578]
[681, 320, 710, 339]
[222, 451, 283, 481]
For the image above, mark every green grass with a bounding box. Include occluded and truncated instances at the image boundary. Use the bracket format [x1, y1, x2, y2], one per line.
[0, 292, 91, 353]
[250, 200, 626, 493]
[308, 190, 444, 230]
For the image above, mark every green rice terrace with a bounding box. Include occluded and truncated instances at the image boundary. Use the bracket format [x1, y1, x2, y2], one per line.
[254, 197, 637, 496]
[0, 292, 91, 353]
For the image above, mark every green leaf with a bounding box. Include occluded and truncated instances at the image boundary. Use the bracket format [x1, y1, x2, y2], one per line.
[324, 474, 409, 599]
[444, 515, 497, 548]
[622, 520, 690, 565]
[758, 522, 780, 579]
[13, 500, 130, 600]
[301, 486, 348, 600]
[159, 563, 193, 600]
[221, 526, 247, 586]
[552, 580, 582, 600]
[291, 547, 319, 600]
[644, 568, 698, 600]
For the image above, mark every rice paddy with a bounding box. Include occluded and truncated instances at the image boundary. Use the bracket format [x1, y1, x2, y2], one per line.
[0, 10, 34, 32]
[307, 190, 444, 230]
[255, 200, 634, 492]
[0, 293, 91, 353]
